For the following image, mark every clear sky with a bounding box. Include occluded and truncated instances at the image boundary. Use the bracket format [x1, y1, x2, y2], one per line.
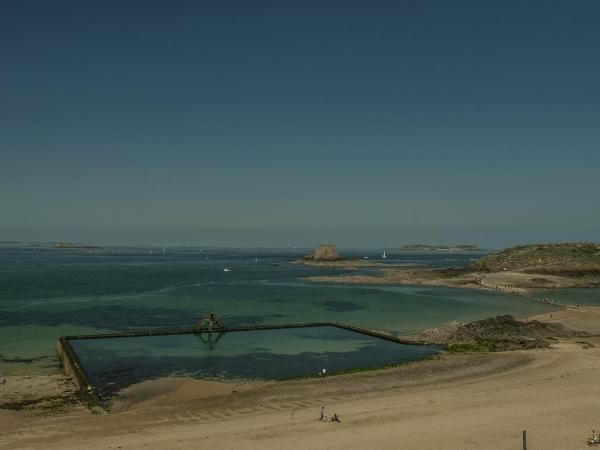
[1, 1, 599, 248]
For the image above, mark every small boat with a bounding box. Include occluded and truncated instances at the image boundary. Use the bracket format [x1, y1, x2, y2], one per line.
[363, 255, 369, 259]
[382, 251, 386, 259]
[255, 255, 258, 263]
[223, 268, 232, 272]
[149, 249, 152, 255]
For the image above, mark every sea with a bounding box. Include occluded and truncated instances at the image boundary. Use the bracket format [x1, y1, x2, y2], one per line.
[0, 244, 557, 382]
[530, 287, 600, 307]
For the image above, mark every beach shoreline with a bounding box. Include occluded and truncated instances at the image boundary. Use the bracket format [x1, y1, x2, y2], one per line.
[2, 307, 600, 449]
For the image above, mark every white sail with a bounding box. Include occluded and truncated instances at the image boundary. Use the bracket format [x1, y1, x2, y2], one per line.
[382, 251, 386, 258]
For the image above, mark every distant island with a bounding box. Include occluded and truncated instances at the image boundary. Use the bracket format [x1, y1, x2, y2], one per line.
[400, 244, 482, 251]
[53, 242, 102, 250]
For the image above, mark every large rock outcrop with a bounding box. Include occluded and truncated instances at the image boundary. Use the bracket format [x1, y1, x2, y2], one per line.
[417, 315, 587, 351]
[304, 244, 342, 261]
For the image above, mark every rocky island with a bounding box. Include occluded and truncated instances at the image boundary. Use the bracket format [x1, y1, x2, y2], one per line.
[294, 244, 386, 268]
[54, 242, 101, 250]
[303, 243, 342, 261]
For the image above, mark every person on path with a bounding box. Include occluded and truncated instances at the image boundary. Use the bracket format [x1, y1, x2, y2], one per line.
[319, 405, 326, 421]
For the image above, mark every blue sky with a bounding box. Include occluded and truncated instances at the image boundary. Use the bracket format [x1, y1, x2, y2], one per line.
[1, 1, 599, 248]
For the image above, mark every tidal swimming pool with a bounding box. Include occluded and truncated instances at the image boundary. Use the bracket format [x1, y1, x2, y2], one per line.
[69, 326, 441, 398]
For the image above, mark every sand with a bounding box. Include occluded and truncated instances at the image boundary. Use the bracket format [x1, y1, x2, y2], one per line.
[529, 307, 600, 335]
[2, 310, 600, 450]
[0, 374, 80, 411]
[303, 267, 599, 299]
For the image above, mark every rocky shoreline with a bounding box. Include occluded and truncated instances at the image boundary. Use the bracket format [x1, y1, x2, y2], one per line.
[297, 243, 600, 304]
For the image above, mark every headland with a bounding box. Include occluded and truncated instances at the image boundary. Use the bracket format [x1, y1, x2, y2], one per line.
[299, 243, 600, 306]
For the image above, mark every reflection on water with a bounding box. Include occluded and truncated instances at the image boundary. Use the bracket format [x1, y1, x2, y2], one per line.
[195, 331, 225, 351]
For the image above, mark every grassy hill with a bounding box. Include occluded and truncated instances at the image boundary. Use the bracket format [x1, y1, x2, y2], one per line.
[469, 243, 600, 276]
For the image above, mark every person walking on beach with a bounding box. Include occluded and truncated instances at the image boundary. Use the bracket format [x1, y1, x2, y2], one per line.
[319, 405, 326, 421]
[588, 429, 600, 445]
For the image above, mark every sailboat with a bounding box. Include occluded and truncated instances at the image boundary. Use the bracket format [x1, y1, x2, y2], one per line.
[255, 255, 258, 263]
[382, 251, 386, 259]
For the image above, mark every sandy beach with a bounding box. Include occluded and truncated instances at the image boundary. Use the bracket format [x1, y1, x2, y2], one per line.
[2, 308, 599, 450]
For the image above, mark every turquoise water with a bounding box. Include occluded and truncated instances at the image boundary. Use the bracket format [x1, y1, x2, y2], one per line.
[70, 326, 441, 397]
[531, 288, 600, 306]
[0, 244, 554, 375]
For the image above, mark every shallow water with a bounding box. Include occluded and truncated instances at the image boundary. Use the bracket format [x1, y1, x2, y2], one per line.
[0, 244, 554, 374]
[70, 326, 441, 397]
[530, 288, 600, 306]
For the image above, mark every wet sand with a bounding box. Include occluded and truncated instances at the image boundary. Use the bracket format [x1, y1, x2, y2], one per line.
[2, 309, 599, 450]
[304, 266, 599, 301]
